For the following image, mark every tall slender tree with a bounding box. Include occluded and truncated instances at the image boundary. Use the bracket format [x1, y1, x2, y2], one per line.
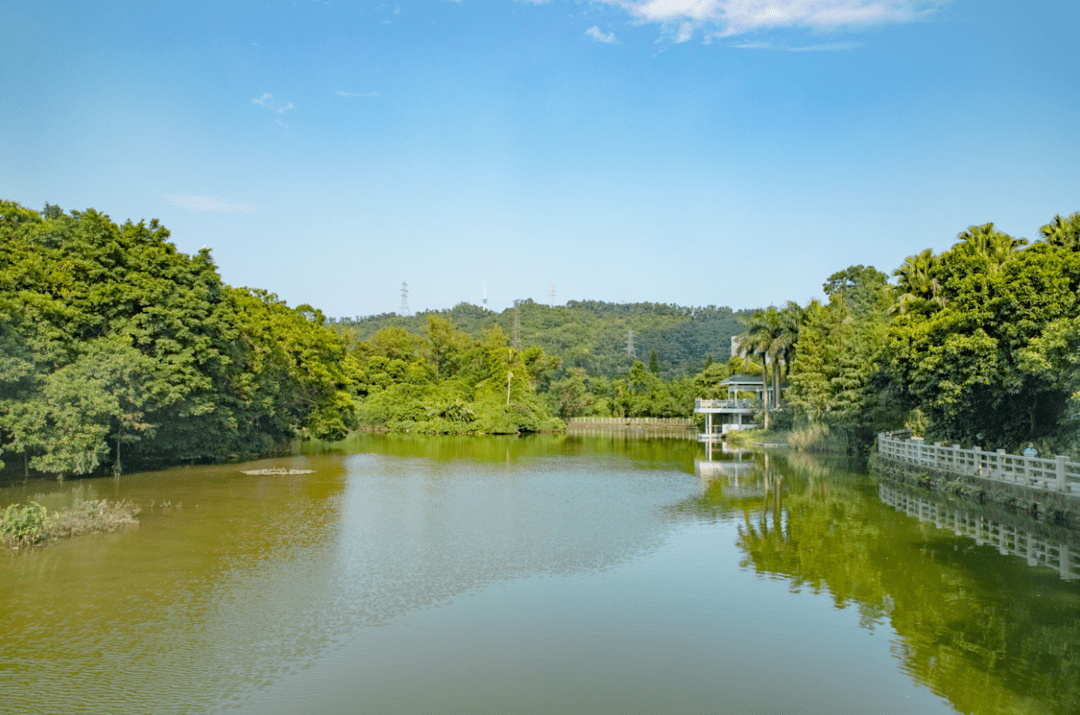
[737, 308, 784, 429]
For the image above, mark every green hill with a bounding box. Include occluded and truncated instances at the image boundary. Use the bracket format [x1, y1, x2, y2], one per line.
[333, 300, 749, 380]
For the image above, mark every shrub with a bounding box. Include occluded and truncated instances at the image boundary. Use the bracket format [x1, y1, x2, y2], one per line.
[2, 499, 139, 549]
[1, 502, 49, 547]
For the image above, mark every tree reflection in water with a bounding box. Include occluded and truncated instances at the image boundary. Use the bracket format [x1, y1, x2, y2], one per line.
[681, 449, 1080, 715]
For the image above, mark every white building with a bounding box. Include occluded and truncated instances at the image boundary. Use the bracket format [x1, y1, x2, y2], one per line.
[694, 374, 766, 439]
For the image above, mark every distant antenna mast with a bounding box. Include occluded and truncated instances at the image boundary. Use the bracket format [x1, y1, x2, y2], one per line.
[399, 281, 410, 317]
[512, 300, 522, 350]
[626, 329, 636, 358]
[483, 283, 488, 312]
[548, 283, 556, 308]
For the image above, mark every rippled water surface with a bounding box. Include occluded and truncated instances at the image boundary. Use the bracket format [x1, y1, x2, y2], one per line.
[2, 434, 1079, 714]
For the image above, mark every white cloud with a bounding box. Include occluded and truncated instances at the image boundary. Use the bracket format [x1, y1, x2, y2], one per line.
[595, 0, 945, 42]
[252, 93, 294, 114]
[733, 39, 863, 50]
[788, 40, 864, 50]
[162, 194, 253, 213]
[336, 90, 381, 98]
[585, 26, 617, 43]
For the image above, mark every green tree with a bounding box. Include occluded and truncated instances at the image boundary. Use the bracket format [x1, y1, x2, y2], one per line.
[545, 367, 593, 419]
[0, 200, 361, 472]
[885, 233, 1080, 448]
[787, 265, 900, 448]
[423, 314, 471, 380]
[891, 249, 943, 316]
[737, 307, 788, 427]
[1040, 212, 1080, 251]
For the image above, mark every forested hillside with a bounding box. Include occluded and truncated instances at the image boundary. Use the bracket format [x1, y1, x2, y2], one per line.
[334, 300, 748, 379]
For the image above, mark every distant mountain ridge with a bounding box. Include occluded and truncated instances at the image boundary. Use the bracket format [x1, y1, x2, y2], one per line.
[333, 299, 750, 379]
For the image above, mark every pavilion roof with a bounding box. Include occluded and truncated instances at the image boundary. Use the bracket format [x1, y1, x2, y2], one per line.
[719, 373, 764, 386]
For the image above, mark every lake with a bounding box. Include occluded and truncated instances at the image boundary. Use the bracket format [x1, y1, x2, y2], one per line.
[2, 433, 1078, 714]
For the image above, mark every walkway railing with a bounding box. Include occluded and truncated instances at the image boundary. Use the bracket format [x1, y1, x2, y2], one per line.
[694, 399, 762, 411]
[567, 417, 694, 427]
[878, 430, 1080, 495]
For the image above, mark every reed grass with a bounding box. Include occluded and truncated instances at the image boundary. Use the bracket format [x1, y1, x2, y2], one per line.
[1, 499, 140, 550]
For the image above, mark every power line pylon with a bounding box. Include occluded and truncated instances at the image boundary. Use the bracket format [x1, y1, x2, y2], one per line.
[548, 283, 555, 308]
[399, 281, 410, 317]
[626, 329, 636, 359]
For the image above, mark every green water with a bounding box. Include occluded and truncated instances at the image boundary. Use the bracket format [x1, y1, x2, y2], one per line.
[2, 434, 1079, 714]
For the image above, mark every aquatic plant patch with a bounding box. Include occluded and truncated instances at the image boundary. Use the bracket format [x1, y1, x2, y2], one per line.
[1, 499, 140, 549]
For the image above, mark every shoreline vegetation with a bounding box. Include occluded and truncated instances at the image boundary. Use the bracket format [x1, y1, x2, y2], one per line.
[1, 499, 139, 550]
[722, 422, 841, 452]
[3, 198, 1079, 480]
[719, 214, 1080, 461]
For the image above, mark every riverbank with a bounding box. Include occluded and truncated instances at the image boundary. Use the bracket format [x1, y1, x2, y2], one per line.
[2, 499, 140, 550]
[872, 454, 1080, 526]
[724, 422, 873, 454]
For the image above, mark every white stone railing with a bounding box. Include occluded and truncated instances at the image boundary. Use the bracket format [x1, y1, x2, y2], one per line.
[694, 399, 762, 411]
[878, 431, 1080, 495]
[567, 417, 694, 426]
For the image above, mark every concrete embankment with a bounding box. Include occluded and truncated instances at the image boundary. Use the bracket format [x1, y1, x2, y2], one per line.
[874, 456, 1080, 527]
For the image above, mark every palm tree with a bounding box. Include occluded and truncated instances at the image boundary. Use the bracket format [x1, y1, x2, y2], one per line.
[956, 223, 1025, 272]
[1040, 212, 1080, 250]
[737, 307, 787, 429]
[891, 248, 942, 315]
[774, 301, 805, 403]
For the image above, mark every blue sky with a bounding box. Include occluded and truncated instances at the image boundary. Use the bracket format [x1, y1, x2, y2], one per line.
[2, 0, 1077, 317]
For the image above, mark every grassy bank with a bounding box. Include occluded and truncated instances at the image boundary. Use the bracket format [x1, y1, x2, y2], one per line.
[2, 499, 140, 550]
[725, 422, 856, 453]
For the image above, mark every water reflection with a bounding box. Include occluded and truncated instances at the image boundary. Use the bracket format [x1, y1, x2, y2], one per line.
[694, 449, 1080, 715]
[0, 437, 701, 715]
[3, 439, 1080, 715]
[1, 457, 351, 714]
[880, 482, 1080, 581]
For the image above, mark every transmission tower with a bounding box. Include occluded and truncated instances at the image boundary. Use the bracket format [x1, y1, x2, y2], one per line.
[512, 300, 522, 351]
[626, 329, 636, 359]
[399, 281, 410, 317]
[548, 283, 555, 308]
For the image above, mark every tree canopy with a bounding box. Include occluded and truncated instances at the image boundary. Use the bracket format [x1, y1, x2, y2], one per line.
[0, 201, 356, 477]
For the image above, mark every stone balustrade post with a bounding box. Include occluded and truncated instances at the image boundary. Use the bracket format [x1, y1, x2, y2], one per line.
[1057, 456, 1068, 493]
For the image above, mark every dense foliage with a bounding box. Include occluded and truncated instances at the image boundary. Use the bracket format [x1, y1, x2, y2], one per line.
[336, 299, 748, 380]
[758, 211, 1080, 455]
[350, 317, 563, 434]
[884, 219, 1080, 451]
[7, 196, 1077, 469]
[0, 201, 357, 477]
[784, 265, 904, 447]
